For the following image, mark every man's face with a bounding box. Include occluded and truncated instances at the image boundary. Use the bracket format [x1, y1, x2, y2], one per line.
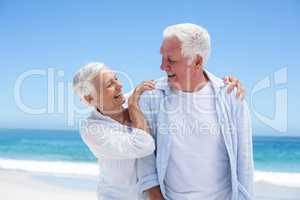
[160, 37, 193, 91]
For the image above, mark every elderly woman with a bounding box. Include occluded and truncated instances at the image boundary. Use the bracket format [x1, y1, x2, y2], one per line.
[73, 62, 244, 200]
[73, 62, 156, 199]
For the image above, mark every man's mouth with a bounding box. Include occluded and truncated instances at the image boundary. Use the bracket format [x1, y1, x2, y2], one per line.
[167, 73, 176, 78]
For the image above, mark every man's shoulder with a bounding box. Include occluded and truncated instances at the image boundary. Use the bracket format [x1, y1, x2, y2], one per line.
[217, 87, 249, 115]
[141, 88, 165, 97]
[139, 89, 165, 111]
[140, 76, 169, 100]
[138, 79, 168, 112]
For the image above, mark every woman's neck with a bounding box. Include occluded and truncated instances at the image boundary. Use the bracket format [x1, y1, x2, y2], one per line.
[97, 107, 130, 125]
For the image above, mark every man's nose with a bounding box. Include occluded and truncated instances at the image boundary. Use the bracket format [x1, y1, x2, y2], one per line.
[160, 58, 168, 71]
[160, 63, 164, 71]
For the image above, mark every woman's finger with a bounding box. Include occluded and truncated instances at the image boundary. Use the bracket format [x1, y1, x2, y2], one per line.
[226, 82, 237, 94]
[135, 81, 155, 93]
[237, 84, 245, 100]
[223, 76, 231, 84]
[143, 80, 156, 87]
[236, 80, 241, 97]
[143, 82, 155, 89]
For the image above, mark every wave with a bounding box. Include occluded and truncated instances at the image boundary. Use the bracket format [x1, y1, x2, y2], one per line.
[1, 158, 300, 188]
[0, 158, 99, 176]
[254, 170, 300, 187]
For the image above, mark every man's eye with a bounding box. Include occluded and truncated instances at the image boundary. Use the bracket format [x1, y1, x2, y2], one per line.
[168, 58, 176, 64]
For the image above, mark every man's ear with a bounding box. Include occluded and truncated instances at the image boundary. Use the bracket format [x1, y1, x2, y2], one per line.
[83, 95, 93, 105]
[193, 55, 203, 69]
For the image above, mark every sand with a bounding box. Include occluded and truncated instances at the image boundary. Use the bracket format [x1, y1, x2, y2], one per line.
[1, 169, 300, 200]
[0, 170, 96, 200]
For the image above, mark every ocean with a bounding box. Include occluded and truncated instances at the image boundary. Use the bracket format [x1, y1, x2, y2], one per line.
[0, 128, 300, 187]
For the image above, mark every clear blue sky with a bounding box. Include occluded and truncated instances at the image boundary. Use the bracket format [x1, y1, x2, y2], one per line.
[0, 0, 299, 136]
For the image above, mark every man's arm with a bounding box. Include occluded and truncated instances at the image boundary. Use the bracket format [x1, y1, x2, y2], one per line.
[235, 100, 254, 199]
[136, 91, 163, 199]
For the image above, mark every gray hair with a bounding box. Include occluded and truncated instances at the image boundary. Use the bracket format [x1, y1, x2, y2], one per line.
[73, 62, 106, 98]
[163, 23, 211, 65]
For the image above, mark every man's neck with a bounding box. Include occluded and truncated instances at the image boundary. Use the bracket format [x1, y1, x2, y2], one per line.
[181, 71, 209, 92]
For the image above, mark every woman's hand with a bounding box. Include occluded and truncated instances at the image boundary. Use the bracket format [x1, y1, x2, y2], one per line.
[128, 80, 156, 108]
[128, 80, 156, 132]
[223, 75, 245, 100]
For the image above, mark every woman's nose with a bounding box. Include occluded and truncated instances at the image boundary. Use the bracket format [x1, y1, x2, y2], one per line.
[115, 80, 122, 90]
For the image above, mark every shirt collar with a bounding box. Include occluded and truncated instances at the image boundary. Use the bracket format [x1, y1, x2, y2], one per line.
[90, 109, 115, 123]
[154, 69, 226, 95]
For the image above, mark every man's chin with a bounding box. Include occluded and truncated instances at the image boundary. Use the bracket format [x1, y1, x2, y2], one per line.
[167, 78, 177, 86]
[168, 81, 181, 90]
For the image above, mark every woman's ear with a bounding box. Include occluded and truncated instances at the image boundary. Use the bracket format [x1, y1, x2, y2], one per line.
[83, 95, 93, 105]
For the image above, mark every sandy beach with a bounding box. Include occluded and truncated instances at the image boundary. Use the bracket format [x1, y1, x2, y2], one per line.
[254, 181, 300, 200]
[1, 169, 300, 200]
[0, 170, 97, 200]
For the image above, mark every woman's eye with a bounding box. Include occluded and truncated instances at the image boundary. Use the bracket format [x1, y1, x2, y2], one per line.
[106, 82, 112, 88]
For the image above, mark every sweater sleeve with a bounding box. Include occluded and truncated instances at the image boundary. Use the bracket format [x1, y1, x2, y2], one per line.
[80, 120, 155, 160]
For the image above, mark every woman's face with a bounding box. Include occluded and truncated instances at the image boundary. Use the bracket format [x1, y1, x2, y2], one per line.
[89, 68, 125, 114]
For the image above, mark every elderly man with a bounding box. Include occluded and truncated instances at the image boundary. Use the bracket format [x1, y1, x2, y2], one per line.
[137, 23, 253, 200]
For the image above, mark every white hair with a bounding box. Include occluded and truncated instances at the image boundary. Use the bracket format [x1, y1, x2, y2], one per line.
[73, 62, 106, 98]
[163, 23, 211, 65]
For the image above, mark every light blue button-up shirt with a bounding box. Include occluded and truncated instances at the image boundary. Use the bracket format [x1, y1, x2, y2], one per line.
[137, 70, 254, 200]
